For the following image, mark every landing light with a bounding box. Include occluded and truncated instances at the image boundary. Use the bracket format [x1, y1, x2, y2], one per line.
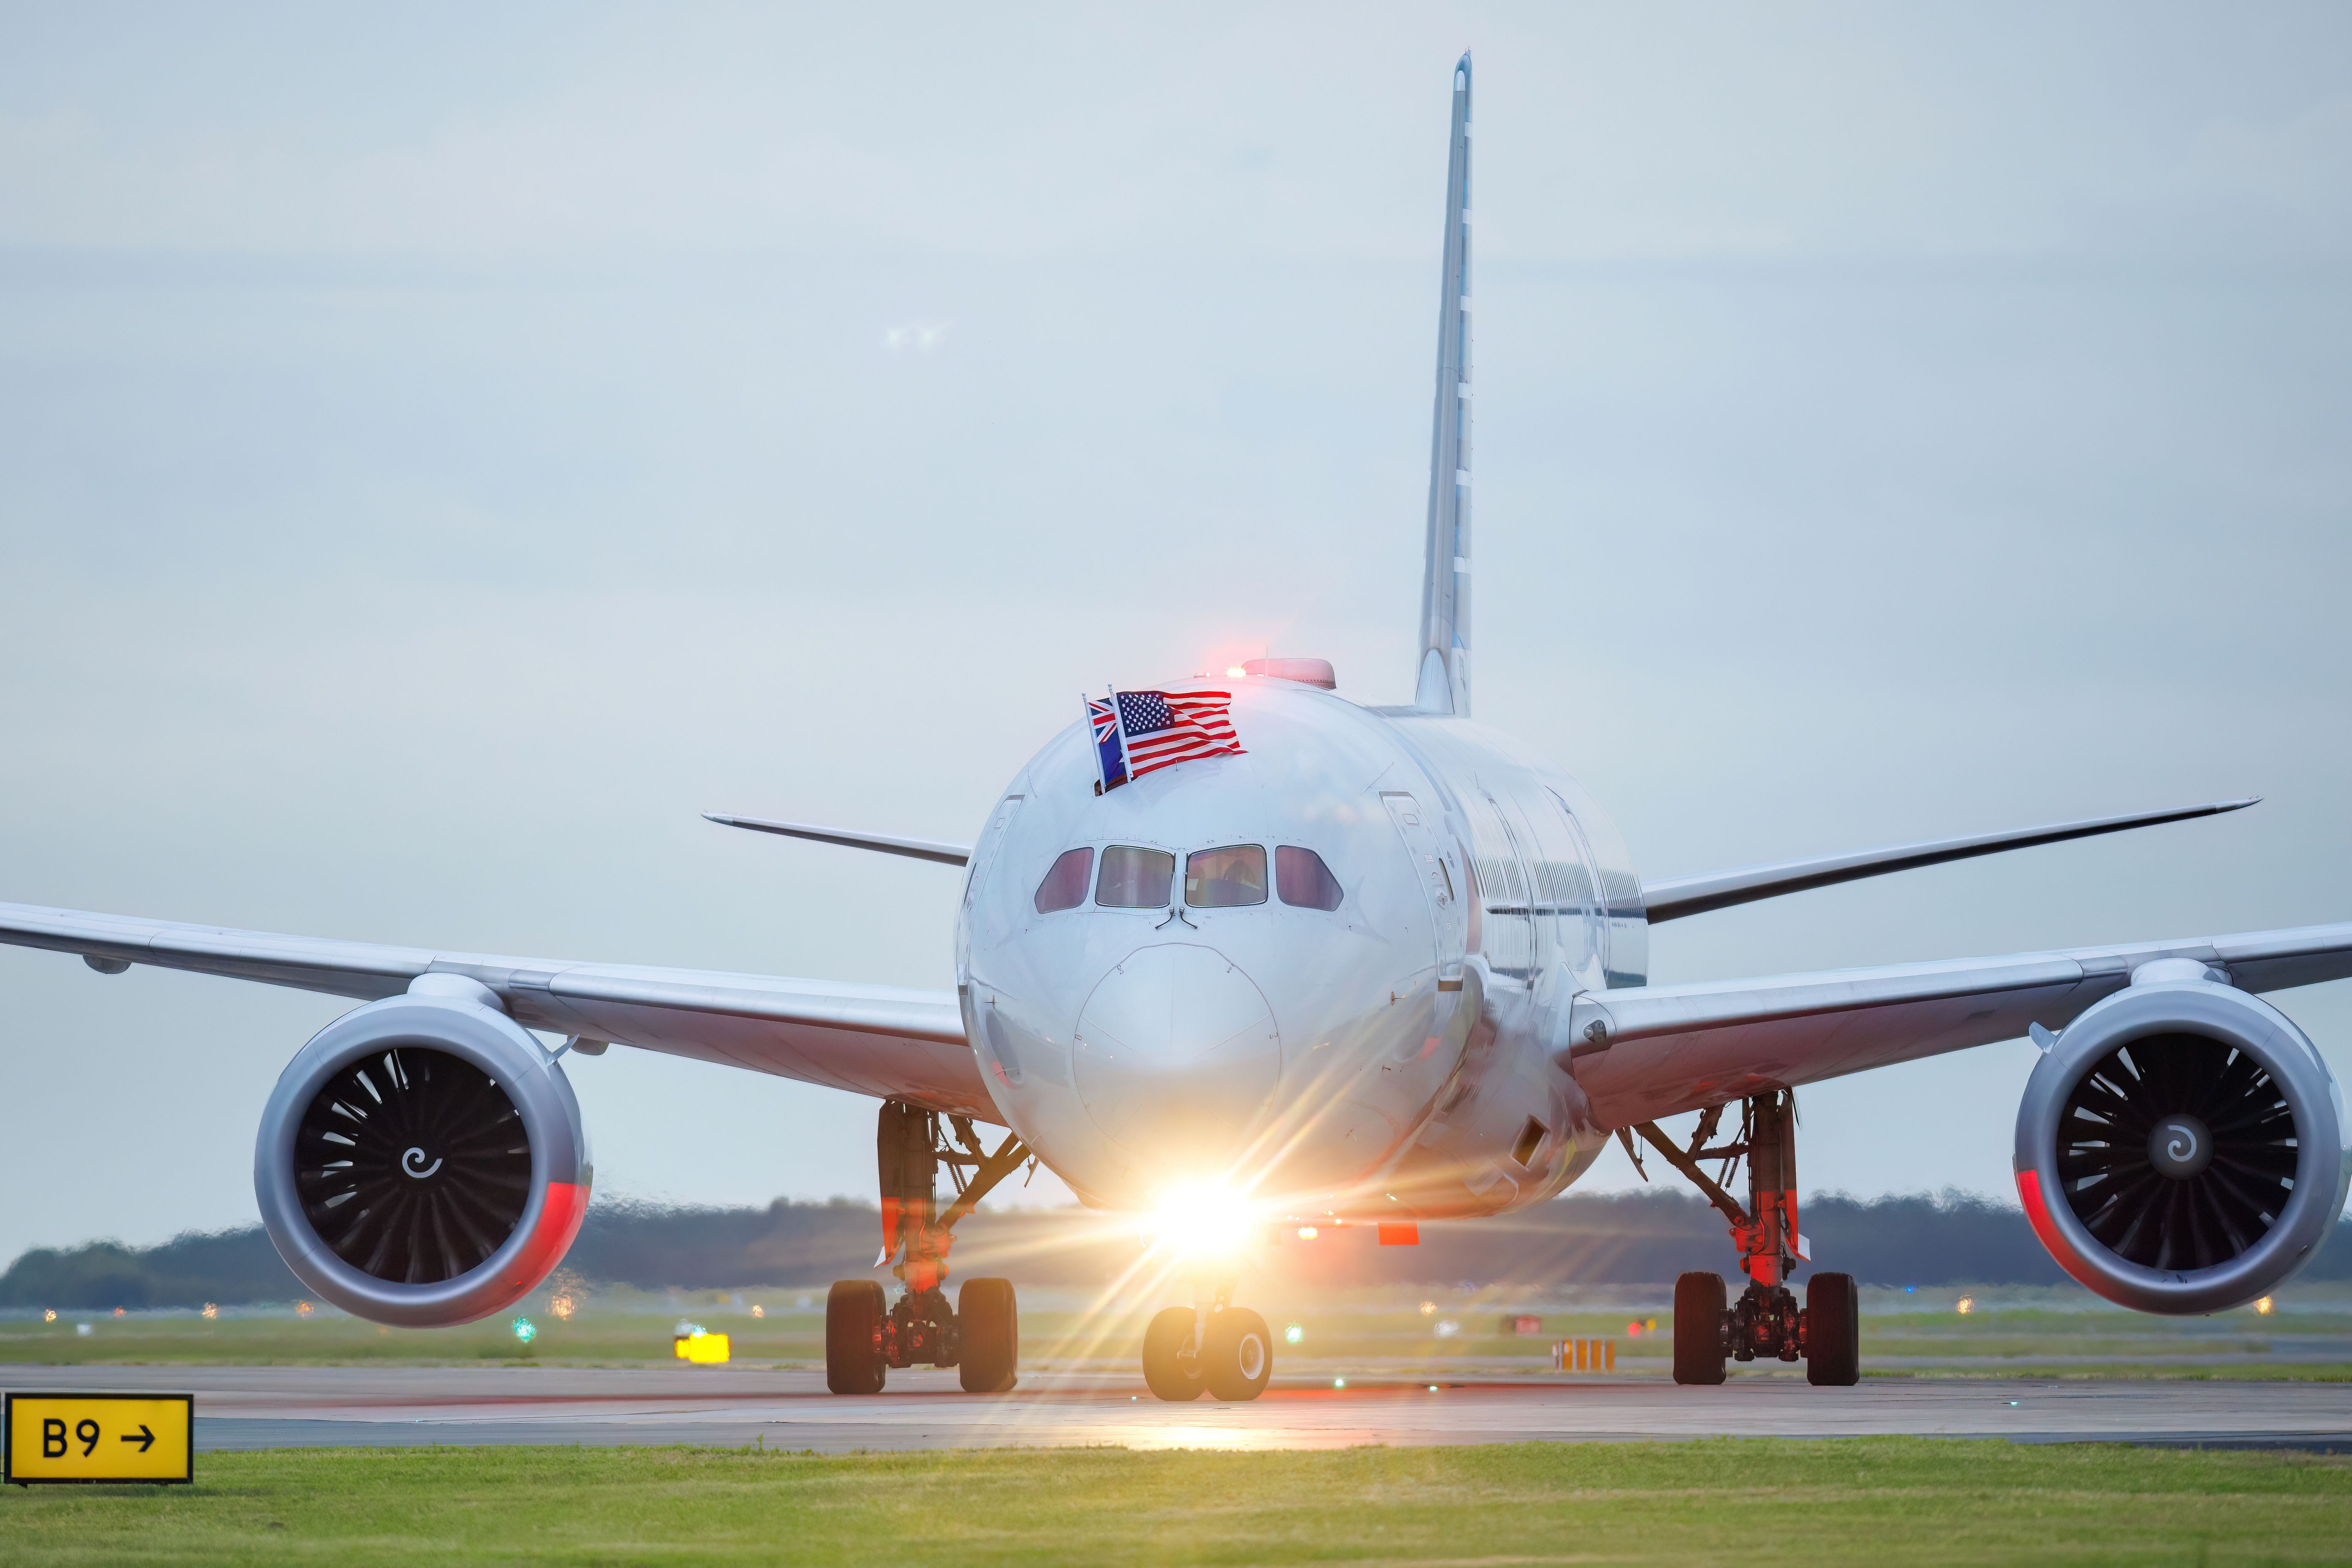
[1145, 1185, 1261, 1259]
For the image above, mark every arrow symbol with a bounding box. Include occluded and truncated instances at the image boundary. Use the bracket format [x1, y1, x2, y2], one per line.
[120, 1425, 155, 1453]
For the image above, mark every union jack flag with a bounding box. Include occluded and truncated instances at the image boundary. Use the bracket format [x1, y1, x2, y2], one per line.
[1085, 696, 1127, 793]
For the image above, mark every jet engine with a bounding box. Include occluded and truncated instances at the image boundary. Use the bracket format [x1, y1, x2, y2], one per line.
[2014, 968, 2351, 1314]
[253, 975, 591, 1327]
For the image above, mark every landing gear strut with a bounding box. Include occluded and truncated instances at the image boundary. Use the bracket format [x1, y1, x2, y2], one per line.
[823, 1101, 1030, 1395]
[1622, 1090, 1859, 1387]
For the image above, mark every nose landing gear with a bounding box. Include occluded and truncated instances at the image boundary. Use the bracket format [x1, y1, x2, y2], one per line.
[1624, 1090, 1860, 1388]
[823, 1101, 1030, 1395]
[1142, 1287, 1275, 1402]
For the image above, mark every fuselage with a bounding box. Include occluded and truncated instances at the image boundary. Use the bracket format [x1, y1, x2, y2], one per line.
[955, 673, 1649, 1220]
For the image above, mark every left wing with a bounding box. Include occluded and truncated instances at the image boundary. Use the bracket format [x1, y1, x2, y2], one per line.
[0, 900, 993, 1120]
[1563, 919, 2352, 1128]
[703, 813, 972, 866]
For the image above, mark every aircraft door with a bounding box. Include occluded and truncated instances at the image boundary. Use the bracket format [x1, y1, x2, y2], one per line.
[1379, 792, 1465, 978]
[1544, 787, 1606, 988]
[1461, 787, 1536, 983]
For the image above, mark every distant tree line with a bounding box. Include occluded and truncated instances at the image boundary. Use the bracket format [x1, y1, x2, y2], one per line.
[8, 1190, 2351, 1310]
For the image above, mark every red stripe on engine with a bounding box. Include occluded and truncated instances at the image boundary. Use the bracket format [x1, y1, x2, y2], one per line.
[2014, 1168, 2064, 1254]
[509, 1181, 589, 1289]
[2016, 1167, 2109, 1295]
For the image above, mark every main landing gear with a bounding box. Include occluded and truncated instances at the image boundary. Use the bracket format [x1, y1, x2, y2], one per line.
[1619, 1089, 1859, 1388]
[1142, 1287, 1275, 1402]
[824, 1101, 1030, 1396]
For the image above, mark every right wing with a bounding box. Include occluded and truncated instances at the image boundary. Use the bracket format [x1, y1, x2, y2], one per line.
[0, 900, 993, 1120]
[1564, 919, 2352, 1129]
[1639, 798, 2257, 922]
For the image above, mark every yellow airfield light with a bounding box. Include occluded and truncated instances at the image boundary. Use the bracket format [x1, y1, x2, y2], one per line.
[674, 1325, 731, 1364]
[2255, 1296, 2276, 1315]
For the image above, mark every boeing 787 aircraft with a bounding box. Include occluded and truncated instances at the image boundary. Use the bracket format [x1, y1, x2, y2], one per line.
[5, 55, 2347, 1401]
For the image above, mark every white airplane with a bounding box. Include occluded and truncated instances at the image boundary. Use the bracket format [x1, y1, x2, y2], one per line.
[5, 54, 2348, 1403]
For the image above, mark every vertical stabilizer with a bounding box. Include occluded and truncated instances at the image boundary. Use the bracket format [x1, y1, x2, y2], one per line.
[1416, 52, 1473, 715]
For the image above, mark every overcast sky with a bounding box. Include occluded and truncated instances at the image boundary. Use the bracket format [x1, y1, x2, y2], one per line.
[3, 3, 2349, 1263]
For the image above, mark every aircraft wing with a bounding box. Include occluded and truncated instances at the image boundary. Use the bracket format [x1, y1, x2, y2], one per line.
[1563, 920, 2352, 1129]
[1638, 798, 2257, 922]
[0, 900, 994, 1120]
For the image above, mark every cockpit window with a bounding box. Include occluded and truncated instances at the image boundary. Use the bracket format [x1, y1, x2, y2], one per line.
[1096, 845, 1176, 908]
[1276, 845, 1344, 911]
[1186, 845, 1267, 908]
[1033, 847, 1092, 914]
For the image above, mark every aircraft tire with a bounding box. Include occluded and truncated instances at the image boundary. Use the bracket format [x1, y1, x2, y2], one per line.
[957, 1277, 1019, 1393]
[1142, 1306, 1206, 1401]
[1200, 1306, 1274, 1402]
[1805, 1271, 1860, 1387]
[1672, 1271, 1728, 1386]
[825, 1279, 888, 1395]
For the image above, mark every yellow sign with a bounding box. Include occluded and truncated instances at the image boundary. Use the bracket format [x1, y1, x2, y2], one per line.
[674, 1331, 731, 1365]
[6, 1393, 193, 1485]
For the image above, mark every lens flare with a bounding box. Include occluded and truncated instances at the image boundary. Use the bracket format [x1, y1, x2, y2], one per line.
[1144, 1184, 1261, 1259]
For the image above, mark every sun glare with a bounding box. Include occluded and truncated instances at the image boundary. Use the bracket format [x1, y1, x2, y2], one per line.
[1145, 1185, 1261, 1259]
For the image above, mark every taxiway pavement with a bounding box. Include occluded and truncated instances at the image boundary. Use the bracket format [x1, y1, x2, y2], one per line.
[6, 1365, 2347, 1453]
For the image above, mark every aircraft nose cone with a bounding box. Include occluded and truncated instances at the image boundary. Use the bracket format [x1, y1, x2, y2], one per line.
[1073, 944, 1281, 1164]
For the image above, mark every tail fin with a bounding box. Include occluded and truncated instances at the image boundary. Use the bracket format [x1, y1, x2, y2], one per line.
[1415, 52, 1474, 715]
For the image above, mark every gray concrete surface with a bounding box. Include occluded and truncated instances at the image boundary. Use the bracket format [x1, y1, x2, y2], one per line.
[7, 1365, 2349, 1453]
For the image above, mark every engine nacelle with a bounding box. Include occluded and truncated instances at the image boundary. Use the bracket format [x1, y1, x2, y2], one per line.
[2014, 973, 2351, 1315]
[253, 975, 591, 1327]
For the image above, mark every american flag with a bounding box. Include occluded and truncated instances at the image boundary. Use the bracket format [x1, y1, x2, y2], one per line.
[1113, 688, 1244, 780]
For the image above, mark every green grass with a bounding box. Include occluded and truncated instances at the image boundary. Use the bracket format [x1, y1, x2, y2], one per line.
[1, 1439, 2347, 1566]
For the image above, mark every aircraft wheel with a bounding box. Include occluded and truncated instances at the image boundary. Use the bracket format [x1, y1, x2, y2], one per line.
[1200, 1306, 1273, 1402]
[957, 1277, 1019, 1393]
[1142, 1306, 1205, 1401]
[1805, 1271, 1860, 1387]
[825, 1279, 888, 1395]
[1672, 1271, 1728, 1386]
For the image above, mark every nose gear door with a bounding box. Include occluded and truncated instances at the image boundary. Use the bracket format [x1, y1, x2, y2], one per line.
[1381, 791, 1465, 980]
